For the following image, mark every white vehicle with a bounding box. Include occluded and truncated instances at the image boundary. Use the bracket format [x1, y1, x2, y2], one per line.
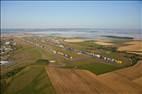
[49, 60, 56, 63]
[0, 61, 10, 65]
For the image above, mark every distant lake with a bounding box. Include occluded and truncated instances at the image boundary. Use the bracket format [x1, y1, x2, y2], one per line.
[1, 28, 142, 40]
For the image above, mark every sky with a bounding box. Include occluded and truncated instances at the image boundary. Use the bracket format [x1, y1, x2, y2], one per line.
[1, 1, 141, 29]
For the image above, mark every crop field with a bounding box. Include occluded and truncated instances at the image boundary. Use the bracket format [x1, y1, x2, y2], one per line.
[1, 36, 142, 94]
[46, 66, 116, 94]
[114, 60, 142, 80]
[46, 61, 142, 94]
[118, 40, 142, 55]
[1, 1, 142, 94]
[4, 60, 55, 94]
[95, 61, 142, 94]
[1, 44, 42, 74]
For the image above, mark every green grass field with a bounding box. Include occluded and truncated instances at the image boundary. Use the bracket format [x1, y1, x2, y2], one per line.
[11, 47, 42, 64]
[62, 62, 118, 75]
[4, 60, 55, 94]
[77, 63, 118, 75]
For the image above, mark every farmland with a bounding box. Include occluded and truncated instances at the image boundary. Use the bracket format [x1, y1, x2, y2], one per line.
[1, 35, 142, 94]
[4, 60, 55, 94]
[1, 1, 142, 94]
[46, 62, 142, 94]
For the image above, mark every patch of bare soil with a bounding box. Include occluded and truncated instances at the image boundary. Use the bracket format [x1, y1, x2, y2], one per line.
[64, 39, 86, 43]
[114, 60, 142, 80]
[118, 40, 142, 55]
[95, 61, 142, 94]
[133, 76, 142, 86]
[95, 39, 114, 46]
[46, 61, 142, 94]
[45, 66, 115, 94]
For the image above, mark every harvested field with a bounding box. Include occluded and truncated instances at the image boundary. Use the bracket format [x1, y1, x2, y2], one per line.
[95, 61, 142, 94]
[95, 39, 114, 46]
[95, 41, 113, 46]
[114, 60, 142, 80]
[2, 36, 142, 94]
[133, 76, 142, 86]
[46, 66, 115, 94]
[118, 40, 142, 55]
[64, 39, 86, 43]
[97, 72, 142, 94]
[46, 61, 142, 94]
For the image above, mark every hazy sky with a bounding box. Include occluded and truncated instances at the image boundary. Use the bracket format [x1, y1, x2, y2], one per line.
[1, 1, 141, 29]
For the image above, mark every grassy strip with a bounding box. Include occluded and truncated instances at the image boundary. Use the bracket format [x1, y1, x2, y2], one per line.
[77, 63, 118, 75]
[63, 63, 118, 75]
[103, 35, 134, 39]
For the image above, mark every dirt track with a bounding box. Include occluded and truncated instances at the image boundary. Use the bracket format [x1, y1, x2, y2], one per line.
[46, 61, 142, 94]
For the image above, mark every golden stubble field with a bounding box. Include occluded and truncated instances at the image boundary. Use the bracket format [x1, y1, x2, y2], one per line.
[118, 40, 142, 55]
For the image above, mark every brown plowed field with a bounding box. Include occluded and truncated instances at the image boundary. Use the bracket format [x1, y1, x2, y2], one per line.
[133, 76, 142, 86]
[97, 73, 142, 94]
[95, 61, 142, 94]
[46, 67, 115, 94]
[118, 41, 142, 55]
[114, 61, 142, 80]
[46, 61, 142, 94]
